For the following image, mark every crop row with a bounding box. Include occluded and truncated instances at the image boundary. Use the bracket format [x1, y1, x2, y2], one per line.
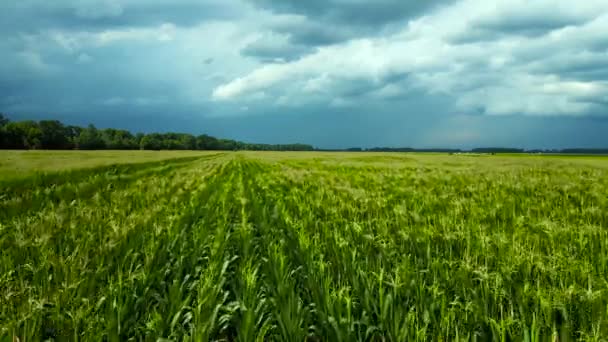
[1, 153, 607, 340]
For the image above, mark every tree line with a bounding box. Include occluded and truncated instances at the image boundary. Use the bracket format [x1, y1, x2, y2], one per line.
[325, 147, 608, 154]
[0, 114, 314, 151]
[2, 113, 606, 154]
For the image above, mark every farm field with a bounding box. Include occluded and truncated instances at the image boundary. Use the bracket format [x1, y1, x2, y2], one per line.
[0, 150, 214, 180]
[1, 151, 608, 341]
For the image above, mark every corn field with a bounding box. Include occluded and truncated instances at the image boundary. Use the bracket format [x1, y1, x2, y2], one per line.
[1, 152, 608, 341]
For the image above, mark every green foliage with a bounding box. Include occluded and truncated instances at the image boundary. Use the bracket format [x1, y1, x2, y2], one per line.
[100, 128, 138, 150]
[140, 133, 163, 150]
[0, 113, 8, 127]
[0, 150, 215, 180]
[3, 120, 43, 149]
[0, 113, 8, 147]
[0, 114, 314, 151]
[77, 124, 106, 150]
[1, 152, 608, 341]
[38, 120, 70, 149]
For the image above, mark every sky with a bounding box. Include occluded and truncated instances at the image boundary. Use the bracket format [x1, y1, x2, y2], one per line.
[1, 0, 608, 149]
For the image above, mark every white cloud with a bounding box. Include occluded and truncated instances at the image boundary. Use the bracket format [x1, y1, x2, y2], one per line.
[94, 23, 178, 45]
[303, 73, 331, 93]
[4, 0, 608, 123]
[212, 0, 608, 116]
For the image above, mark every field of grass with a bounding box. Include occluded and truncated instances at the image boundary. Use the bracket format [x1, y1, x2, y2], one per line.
[1, 151, 607, 341]
[0, 150, 214, 180]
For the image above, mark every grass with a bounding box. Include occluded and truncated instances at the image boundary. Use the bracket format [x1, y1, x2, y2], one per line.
[1, 151, 607, 341]
[0, 150, 215, 180]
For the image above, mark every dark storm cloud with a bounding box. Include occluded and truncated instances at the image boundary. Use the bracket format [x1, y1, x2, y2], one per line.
[473, 14, 584, 37]
[280, 22, 357, 47]
[531, 58, 608, 82]
[240, 36, 314, 62]
[2, 0, 608, 149]
[0, 0, 242, 121]
[7, 88, 608, 150]
[0, 36, 183, 117]
[248, 0, 451, 27]
[247, 0, 454, 47]
[449, 14, 589, 45]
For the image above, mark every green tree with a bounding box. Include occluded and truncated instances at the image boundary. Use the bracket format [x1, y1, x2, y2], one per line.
[0, 113, 8, 127]
[39, 120, 69, 149]
[65, 125, 82, 149]
[140, 133, 162, 150]
[0, 113, 8, 148]
[179, 134, 197, 150]
[3, 121, 43, 149]
[135, 133, 145, 148]
[77, 124, 105, 150]
[0, 112, 317, 151]
[197, 134, 220, 150]
[101, 129, 137, 149]
[3, 122, 23, 149]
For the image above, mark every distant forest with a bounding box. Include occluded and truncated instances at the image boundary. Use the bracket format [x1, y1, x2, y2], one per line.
[0, 114, 313, 151]
[1, 113, 606, 154]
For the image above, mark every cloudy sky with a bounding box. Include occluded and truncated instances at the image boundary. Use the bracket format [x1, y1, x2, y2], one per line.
[1, 0, 608, 148]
